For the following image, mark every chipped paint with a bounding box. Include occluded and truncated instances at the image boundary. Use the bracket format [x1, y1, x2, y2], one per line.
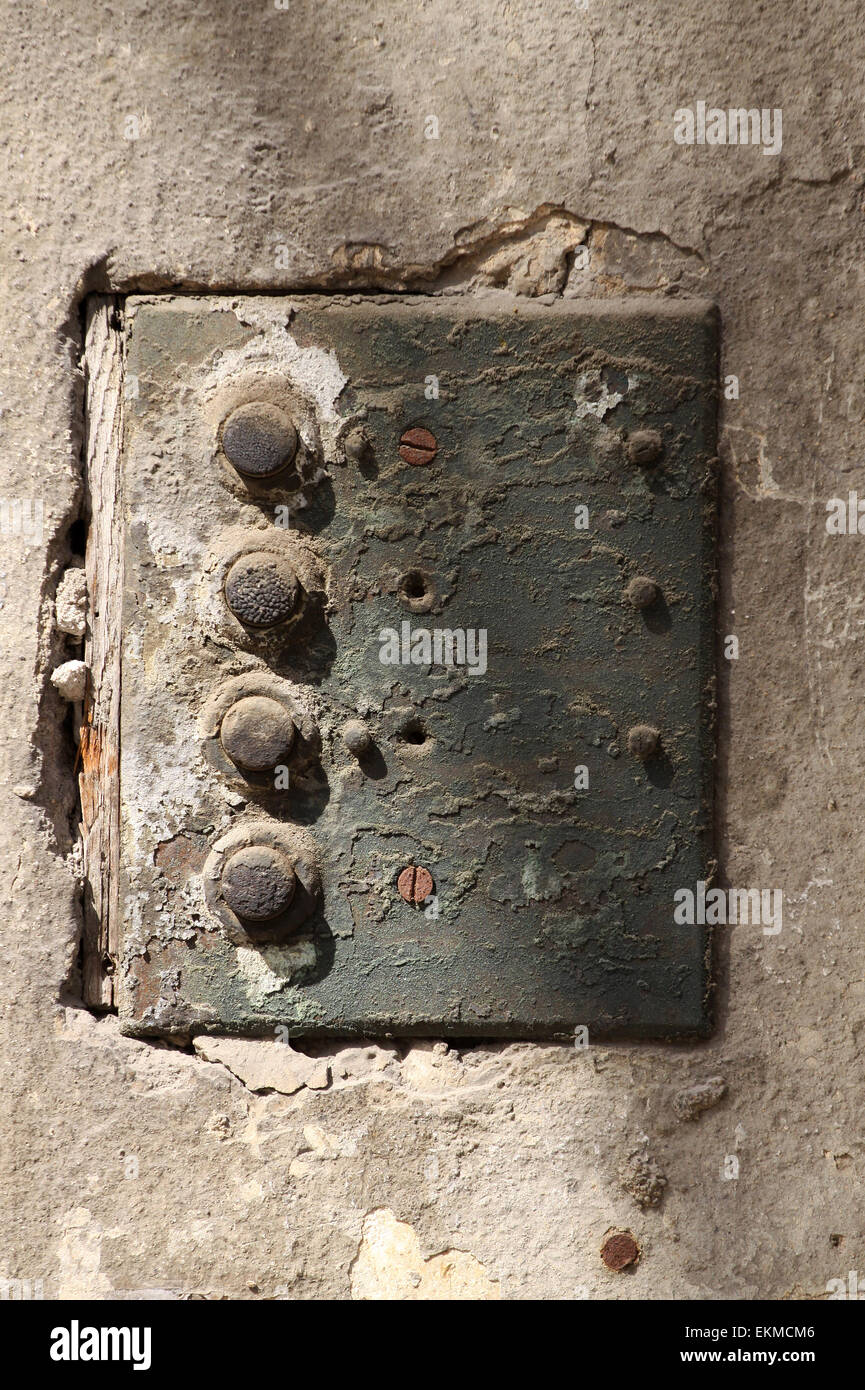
[117, 295, 717, 1040]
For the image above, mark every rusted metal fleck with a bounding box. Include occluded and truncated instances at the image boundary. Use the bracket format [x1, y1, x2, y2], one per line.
[397, 865, 435, 904]
[600, 1231, 641, 1271]
[398, 425, 437, 466]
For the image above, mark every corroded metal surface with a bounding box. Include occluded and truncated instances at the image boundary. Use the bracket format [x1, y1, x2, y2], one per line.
[118, 293, 717, 1040]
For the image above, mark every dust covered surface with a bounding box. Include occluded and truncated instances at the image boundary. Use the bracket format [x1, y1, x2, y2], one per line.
[0, 0, 863, 1300]
[120, 294, 716, 1040]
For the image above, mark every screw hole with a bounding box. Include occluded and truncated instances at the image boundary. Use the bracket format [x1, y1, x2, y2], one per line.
[399, 719, 428, 746]
[399, 569, 429, 601]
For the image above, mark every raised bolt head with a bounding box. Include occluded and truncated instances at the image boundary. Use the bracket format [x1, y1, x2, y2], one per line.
[220, 695, 296, 773]
[221, 402, 298, 479]
[342, 720, 372, 757]
[398, 426, 437, 467]
[221, 845, 296, 922]
[600, 1232, 640, 1271]
[344, 426, 372, 464]
[224, 551, 300, 629]
[397, 864, 434, 905]
[626, 576, 659, 610]
[627, 724, 660, 760]
[627, 428, 663, 467]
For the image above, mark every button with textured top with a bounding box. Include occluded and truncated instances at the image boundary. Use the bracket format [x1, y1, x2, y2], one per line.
[224, 551, 300, 629]
[221, 402, 298, 479]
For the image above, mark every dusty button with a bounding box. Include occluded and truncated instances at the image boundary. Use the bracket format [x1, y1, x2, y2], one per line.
[342, 720, 372, 757]
[221, 845, 296, 922]
[344, 425, 373, 465]
[221, 402, 298, 479]
[220, 695, 296, 773]
[627, 428, 663, 467]
[627, 724, 660, 760]
[224, 551, 300, 629]
[626, 576, 659, 609]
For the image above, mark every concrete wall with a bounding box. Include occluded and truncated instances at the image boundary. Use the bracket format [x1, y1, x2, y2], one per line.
[2, 0, 862, 1298]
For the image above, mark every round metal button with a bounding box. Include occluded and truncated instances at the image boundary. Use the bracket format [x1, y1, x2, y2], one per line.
[224, 551, 300, 629]
[220, 695, 296, 773]
[221, 845, 296, 922]
[221, 402, 298, 479]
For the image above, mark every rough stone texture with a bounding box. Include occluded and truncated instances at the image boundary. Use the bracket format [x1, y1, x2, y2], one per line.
[673, 1075, 728, 1122]
[193, 1036, 331, 1094]
[50, 659, 88, 702]
[1, 0, 863, 1300]
[54, 566, 88, 641]
[618, 1151, 669, 1210]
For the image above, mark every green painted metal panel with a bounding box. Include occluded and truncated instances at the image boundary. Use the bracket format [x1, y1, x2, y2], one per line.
[118, 294, 717, 1040]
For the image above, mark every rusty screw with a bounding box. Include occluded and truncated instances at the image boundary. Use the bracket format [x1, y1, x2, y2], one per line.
[220, 695, 296, 773]
[397, 864, 434, 905]
[224, 551, 300, 629]
[627, 428, 663, 467]
[626, 576, 659, 610]
[221, 845, 296, 923]
[221, 402, 298, 479]
[399, 426, 438, 467]
[600, 1231, 640, 1271]
[627, 724, 660, 760]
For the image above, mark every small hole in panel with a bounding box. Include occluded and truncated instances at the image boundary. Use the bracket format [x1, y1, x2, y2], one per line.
[399, 569, 427, 598]
[398, 569, 435, 610]
[399, 719, 428, 746]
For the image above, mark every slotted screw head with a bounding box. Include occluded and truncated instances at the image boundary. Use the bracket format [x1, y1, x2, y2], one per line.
[600, 1232, 640, 1271]
[627, 724, 660, 760]
[398, 426, 438, 467]
[627, 429, 663, 467]
[221, 402, 298, 479]
[397, 864, 434, 904]
[626, 576, 659, 610]
[224, 551, 300, 629]
[221, 845, 296, 922]
[220, 695, 296, 773]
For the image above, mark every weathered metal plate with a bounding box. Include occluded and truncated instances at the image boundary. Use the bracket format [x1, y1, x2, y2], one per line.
[117, 293, 717, 1040]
